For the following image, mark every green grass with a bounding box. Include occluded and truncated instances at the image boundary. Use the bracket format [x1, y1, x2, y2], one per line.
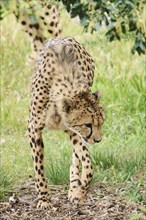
[0, 12, 145, 202]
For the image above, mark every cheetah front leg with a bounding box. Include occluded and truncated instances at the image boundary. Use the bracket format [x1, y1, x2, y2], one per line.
[69, 132, 94, 204]
[28, 125, 50, 209]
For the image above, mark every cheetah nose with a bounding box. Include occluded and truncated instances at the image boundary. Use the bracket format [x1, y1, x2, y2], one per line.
[94, 138, 102, 143]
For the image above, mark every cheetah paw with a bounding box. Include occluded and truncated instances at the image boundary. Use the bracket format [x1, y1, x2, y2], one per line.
[37, 200, 52, 209]
[68, 188, 87, 205]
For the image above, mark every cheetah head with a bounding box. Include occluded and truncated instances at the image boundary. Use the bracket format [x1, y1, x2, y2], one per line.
[61, 91, 105, 144]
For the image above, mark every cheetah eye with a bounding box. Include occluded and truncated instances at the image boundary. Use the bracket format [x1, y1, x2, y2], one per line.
[85, 123, 93, 139]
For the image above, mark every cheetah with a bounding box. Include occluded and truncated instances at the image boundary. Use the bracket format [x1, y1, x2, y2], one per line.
[28, 37, 105, 209]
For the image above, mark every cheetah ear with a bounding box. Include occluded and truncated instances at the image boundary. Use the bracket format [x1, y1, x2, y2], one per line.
[93, 91, 101, 100]
[62, 98, 74, 113]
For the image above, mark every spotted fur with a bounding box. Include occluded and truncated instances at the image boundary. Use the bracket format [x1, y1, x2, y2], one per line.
[12, 0, 62, 63]
[28, 37, 105, 208]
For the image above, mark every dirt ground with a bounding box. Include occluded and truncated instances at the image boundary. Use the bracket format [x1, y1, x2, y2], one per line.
[0, 178, 145, 220]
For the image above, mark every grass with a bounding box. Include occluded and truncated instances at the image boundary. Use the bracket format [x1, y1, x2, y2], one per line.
[0, 10, 145, 202]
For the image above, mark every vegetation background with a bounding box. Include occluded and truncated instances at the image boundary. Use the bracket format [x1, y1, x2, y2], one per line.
[0, 1, 145, 209]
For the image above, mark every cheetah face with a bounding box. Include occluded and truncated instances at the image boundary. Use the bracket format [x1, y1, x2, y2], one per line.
[61, 91, 105, 144]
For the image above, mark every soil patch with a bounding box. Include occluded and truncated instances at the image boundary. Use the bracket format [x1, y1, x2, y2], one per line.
[0, 178, 145, 220]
